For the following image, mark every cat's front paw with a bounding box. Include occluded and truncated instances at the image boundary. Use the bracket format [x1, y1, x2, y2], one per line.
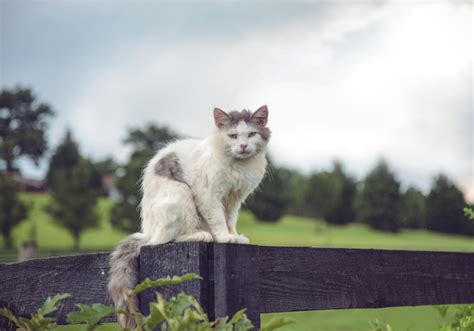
[235, 234, 250, 244]
[214, 233, 237, 243]
[214, 233, 249, 244]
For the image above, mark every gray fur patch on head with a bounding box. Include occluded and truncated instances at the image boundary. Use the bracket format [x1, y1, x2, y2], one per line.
[154, 152, 185, 183]
[214, 106, 270, 131]
[227, 110, 253, 126]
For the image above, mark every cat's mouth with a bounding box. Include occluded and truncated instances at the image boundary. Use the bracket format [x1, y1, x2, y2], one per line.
[235, 149, 252, 158]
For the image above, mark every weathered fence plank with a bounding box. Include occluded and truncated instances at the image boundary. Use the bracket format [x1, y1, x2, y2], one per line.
[1, 243, 473, 330]
[0, 252, 113, 329]
[232, 245, 474, 314]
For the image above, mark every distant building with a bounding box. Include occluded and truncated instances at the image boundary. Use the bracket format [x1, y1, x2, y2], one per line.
[3, 171, 46, 193]
[102, 174, 120, 201]
[3, 171, 120, 199]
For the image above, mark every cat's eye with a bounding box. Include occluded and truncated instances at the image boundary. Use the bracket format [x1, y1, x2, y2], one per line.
[228, 134, 238, 139]
[248, 132, 257, 138]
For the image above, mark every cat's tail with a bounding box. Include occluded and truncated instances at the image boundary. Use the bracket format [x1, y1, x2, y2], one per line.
[108, 232, 146, 328]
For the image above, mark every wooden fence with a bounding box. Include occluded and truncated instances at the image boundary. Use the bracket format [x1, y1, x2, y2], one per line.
[1, 242, 474, 330]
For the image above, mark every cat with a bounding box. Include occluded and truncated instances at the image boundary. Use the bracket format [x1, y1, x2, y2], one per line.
[108, 105, 271, 327]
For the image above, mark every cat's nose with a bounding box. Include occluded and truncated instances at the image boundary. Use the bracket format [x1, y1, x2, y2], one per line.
[240, 144, 248, 150]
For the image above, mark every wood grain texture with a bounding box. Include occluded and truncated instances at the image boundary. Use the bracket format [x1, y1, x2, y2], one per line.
[0, 252, 113, 329]
[213, 243, 261, 328]
[138, 242, 210, 316]
[255, 246, 474, 313]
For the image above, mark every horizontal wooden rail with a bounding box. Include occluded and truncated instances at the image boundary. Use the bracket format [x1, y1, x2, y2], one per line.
[1, 243, 473, 330]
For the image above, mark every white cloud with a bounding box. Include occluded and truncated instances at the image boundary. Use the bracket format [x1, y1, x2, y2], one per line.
[20, 2, 472, 201]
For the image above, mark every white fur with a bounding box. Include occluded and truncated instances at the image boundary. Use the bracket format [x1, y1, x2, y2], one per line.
[140, 123, 267, 245]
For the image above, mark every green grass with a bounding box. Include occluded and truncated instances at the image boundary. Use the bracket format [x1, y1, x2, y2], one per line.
[1, 193, 473, 330]
[6, 193, 125, 251]
[238, 212, 474, 252]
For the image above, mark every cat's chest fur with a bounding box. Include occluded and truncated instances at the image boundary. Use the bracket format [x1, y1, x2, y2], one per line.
[201, 154, 266, 201]
[223, 163, 262, 195]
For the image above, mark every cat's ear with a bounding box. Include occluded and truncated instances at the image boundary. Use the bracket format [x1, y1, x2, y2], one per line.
[251, 105, 268, 127]
[213, 107, 231, 129]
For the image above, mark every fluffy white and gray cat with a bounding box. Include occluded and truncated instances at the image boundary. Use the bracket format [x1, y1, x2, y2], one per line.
[108, 105, 271, 327]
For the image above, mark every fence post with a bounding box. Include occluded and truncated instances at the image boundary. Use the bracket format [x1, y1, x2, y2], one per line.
[212, 243, 262, 329]
[138, 242, 212, 315]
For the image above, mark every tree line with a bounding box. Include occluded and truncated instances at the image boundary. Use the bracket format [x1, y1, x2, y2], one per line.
[248, 159, 473, 236]
[1, 87, 472, 250]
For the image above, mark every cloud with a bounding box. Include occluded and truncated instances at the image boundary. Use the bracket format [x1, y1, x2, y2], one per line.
[2, 1, 472, 201]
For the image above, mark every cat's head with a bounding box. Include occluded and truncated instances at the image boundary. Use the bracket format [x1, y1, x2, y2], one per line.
[213, 105, 271, 159]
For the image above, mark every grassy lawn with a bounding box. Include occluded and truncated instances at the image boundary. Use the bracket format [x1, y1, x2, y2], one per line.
[238, 212, 474, 252]
[1, 193, 473, 330]
[6, 194, 125, 251]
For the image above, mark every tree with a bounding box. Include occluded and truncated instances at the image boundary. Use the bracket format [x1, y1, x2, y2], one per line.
[284, 170, 311, 217]
[325, 161, 357, 225]
[399, 187, 426, 229]
[357, 160, 402, 232]
[111, 124, 179, 233]
[245, 160, 288, 222]
[94, 157, 118, 177]
[0, 174, 28, 248]
[110, 149, 153, 233]
[0, 87, 54, 171]
[425, 174, 473, 236]
[304, 171, 342, 219]
[46, 131, 102, 249]
[124, 124, 178, 152]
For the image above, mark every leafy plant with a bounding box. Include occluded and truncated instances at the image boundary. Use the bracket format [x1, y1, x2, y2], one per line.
[437, 305, 474, 331]
[0, 274, 294, 331]
[464, 207, 474, 221]
[435, 305, 450, 321]
[66, 303, 115, 331]
[0, 293, 70, 330]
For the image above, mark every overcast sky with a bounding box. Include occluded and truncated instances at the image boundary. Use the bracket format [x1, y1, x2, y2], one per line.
[1, 0, 472, 201]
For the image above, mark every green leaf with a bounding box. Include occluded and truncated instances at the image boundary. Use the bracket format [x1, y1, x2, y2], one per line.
[17, 316, 38, 330]
[187, 294, 209, 323]
[144, 302, 166, 330]
[134, 273, 202, 295]
[169, 293, 192, 317]
[0, 307, 20, 326]
[66, 303, 115, 328]
[30, 315, 57, 330]
[213, 316, 229, 331]
[177, 309, 204, 331]
[37, 293, 71, 317]
[154, 292, 169, 321]
[464, 207, 474, 220]
[227, 309, 254, 331]
[228, 309, 247, 325]
[184, 308, 204, 323]
[434, 305, 450, 318]
[233, 316, 254, 331]
[261, 317, 296, 331]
